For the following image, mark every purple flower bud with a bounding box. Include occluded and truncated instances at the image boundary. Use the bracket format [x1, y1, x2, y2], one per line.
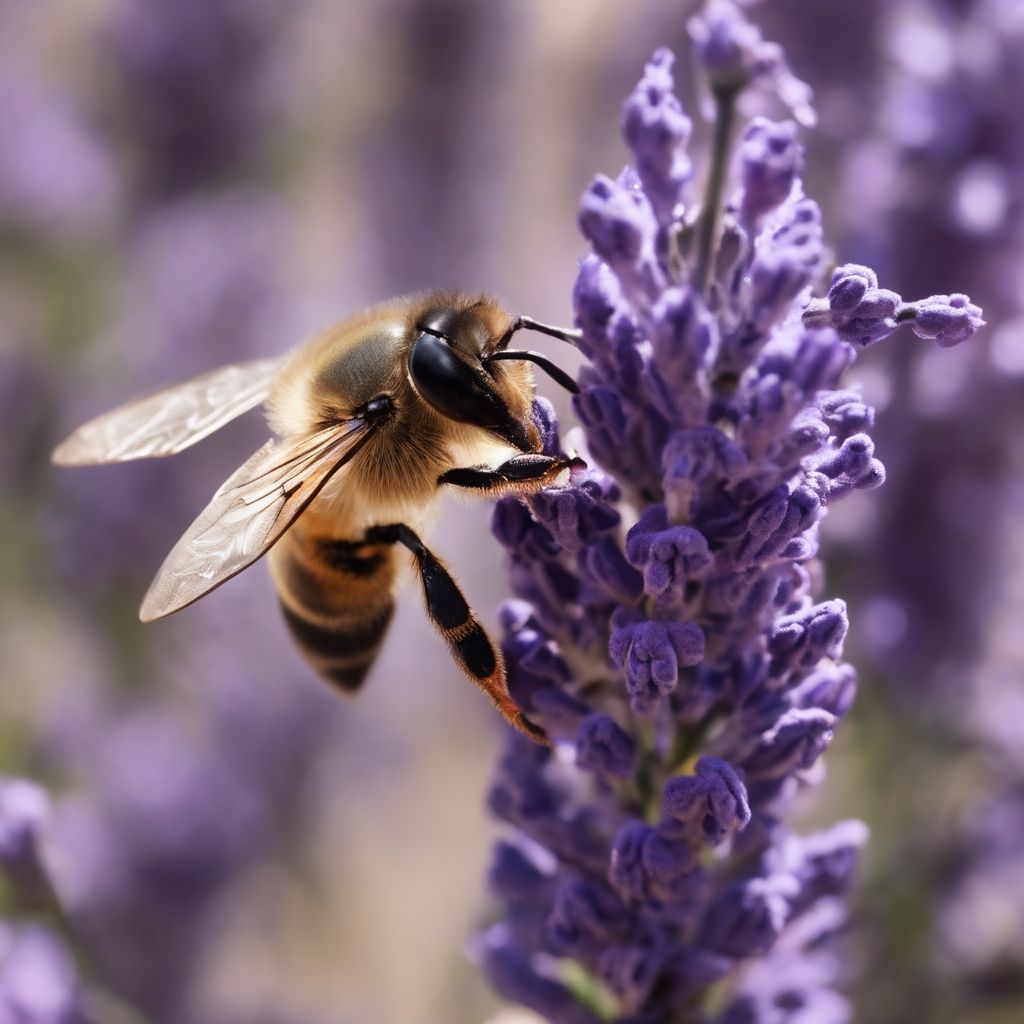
[808, 434, 885, 501]
[662, 946, 735, 1001]
[500, 603, 574, 715]
[0, 925, 88, 1024]
[488, 739, 559, 826]
[769, 600, 848, 679]
[610, 821, 696, 906]
[599, 927, 671, 1008]
[783, 821, 869, 913]
[579, 536, 644, 604]
[610, 609, 705, 711]
[737, 118, 803, 224]
[0, 778, 50, 879]
[492, 498, 561, 562]
[608, 824, 651, 904]
[729, 486, 821, 570]
[579, 175, 647, 266]
[700, 875, 798, 958]
[579, 175, 659, 300]
[817, 389, 875, 440]
[488, 840, 554, 904]
[776, 410, 830, 470]
[574, 387, 630, 477]
[531, 396, 562, 457]
[790, 663, 858, 718]
[547, 876, 631, 955]
[531, 688, 592, 735]
[662, 427, 747, 521]
[908, 292, 985, 347]
[743, 708, 836, 780]
[687, 1, 766, 91]
[626, 505, 712, 606]
[531, 471, 621, 551]
[823, 265, 899, 344]
[662, 757, 751, 846]
[622, 49, 692, 226]
[477, 926, 604, 1024]
[672, 670, 722, 725]
[573, 254, 624, 356]
[786, 329, 855, 396]
[576, 714, 636, 780]
[827, 263, 876, 312]
[688, 2, 814, 122]
[652, 287, 715, 378]
[740, 199, 823, 343]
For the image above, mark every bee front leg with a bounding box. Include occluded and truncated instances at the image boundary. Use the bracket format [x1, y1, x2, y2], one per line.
[438, 454, 583, 497]
[363, 522, 548, 744]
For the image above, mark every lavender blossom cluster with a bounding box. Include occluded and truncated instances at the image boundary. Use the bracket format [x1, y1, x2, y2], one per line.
[0, 778, 91, 1023]
[478, 5, 982, 1022]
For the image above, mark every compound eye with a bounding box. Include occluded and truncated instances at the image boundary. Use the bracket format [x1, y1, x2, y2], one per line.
[408, 331, 508, 427]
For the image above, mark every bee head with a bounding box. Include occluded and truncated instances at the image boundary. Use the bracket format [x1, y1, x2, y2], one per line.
[407, 297, 579, 451]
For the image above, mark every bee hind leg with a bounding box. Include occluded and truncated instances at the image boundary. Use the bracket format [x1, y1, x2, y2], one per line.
[363, 522, 548, 745]
[438, 453, 583, 497]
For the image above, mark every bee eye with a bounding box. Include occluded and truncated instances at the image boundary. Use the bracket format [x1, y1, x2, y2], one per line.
[408, 331, 508, 428]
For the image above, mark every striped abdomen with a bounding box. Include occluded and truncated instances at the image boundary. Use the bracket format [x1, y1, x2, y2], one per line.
[269, 526, 397, 692]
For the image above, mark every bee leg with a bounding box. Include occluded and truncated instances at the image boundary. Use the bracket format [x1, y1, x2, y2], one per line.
[438, 454, 584, 497]
[363, 523, 549, 745]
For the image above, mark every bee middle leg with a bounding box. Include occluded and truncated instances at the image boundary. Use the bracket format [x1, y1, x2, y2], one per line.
[363, 522, 548, 744]
[437, 453, 582, 497]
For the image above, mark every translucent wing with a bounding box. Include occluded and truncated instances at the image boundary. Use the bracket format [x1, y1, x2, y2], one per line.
[52, 357, 284, 466]
[139, 418, 375, 622]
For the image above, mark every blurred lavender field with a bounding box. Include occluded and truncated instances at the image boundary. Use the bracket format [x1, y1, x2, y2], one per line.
[1, 2, 1021, 1023]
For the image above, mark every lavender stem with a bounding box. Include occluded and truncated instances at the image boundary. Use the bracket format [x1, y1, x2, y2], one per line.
[692, 84, 739, 295]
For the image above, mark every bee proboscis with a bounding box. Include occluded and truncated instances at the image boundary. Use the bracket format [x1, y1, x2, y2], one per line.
[53, 293, 583, 743]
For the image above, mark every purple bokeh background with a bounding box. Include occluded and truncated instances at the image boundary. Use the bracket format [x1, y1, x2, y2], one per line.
[1, 1, 1021, 1022]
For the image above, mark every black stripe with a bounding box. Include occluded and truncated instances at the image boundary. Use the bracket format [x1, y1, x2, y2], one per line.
[317, 539, 387, 578]
[420, 552, 470, 630]
[453, 623, 497, 679]
[280, 603, 393, 661]
[278, 552, 344, 618]
[323, 662, 373, 693]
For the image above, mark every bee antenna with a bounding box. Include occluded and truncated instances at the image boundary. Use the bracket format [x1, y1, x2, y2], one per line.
[496, 315, 582, 352]
[488, 349, 580, 394]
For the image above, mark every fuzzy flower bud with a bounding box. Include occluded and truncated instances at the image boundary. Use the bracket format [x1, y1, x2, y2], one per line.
[625, 505, 712, 606]
[610, 610, 706, 712]
[662, 758, 751, 846]
[737, 118, 804, 224]
[908, 292, 985, 347]
[622, 49, 692, 226]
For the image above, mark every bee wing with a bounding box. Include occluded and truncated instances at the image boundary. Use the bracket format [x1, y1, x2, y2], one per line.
[52, 357, 284, 466]
[139, 418, 375, 622]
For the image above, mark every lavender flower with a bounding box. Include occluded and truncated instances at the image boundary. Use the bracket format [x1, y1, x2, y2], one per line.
[762, 3, 1024, 1016]
[478, 6, 981, 1021]
[0, 67, 119, 240]
[0, 925, 91, 1024]
[0, 777, 51, 893]
[0, 778, 92, 1024]
[100, 0, 295, 197]
[38, 600, 340, 1024]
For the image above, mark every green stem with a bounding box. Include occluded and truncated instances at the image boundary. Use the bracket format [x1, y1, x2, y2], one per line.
[692, 85, 740, 296]
[666, 712, 717, 775]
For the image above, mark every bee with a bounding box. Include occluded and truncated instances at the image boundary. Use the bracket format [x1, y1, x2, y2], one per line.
[53, 293, 583, 743]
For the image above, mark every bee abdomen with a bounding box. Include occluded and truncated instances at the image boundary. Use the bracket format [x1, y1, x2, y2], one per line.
[271, 534, 397, 693]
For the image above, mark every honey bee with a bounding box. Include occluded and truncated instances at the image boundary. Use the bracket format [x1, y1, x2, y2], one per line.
[53, 293, 583, 743]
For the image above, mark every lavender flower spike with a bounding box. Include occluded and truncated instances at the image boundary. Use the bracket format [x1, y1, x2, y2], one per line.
[479, 4, 981, 1021]
[802, 263, 984, 348]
